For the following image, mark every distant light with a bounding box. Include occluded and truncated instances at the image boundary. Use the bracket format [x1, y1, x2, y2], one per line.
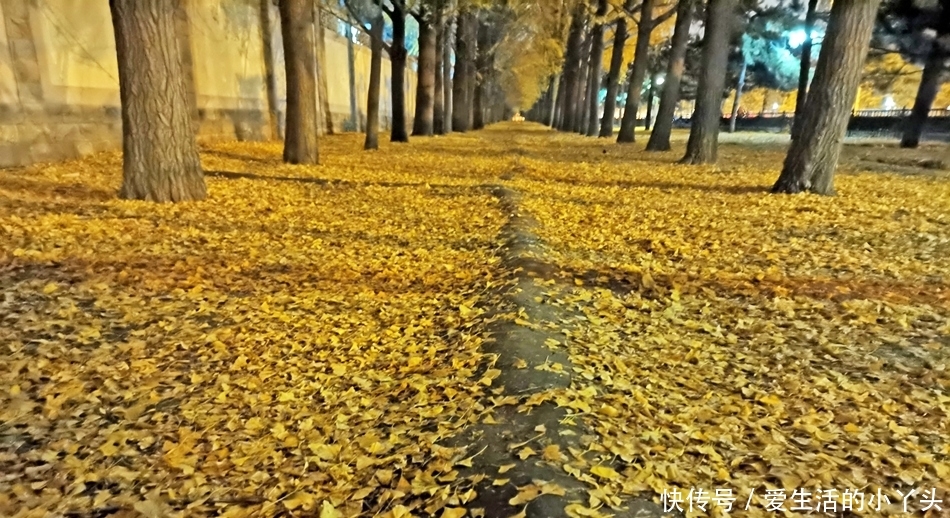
[656, 76, 665, 86]
[772, 102, 779, 111]
[883, 95, 896, 110]
[788, 29, 819, 49]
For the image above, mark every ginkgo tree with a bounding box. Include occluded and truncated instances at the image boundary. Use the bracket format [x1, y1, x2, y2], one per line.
[681, 0, 738, 164]
[109, 0, 206, 202]
[646, 0, 696, 151]
[411, 0, 441, 136]
[616, 0, 677, 143]
[279, 0, 320, 164]
[875, 0, 950, 148]
[773, 0, 882, 194]
[344, 0, 386, 150]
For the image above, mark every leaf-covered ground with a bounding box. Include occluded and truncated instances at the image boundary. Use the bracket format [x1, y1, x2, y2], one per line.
[506, 129, 950, 516]
[2, 125, 949, 517]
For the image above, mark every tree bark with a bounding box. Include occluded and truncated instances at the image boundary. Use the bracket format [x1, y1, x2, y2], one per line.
[474, 19, 491, 130]
[365, 14, 384, 150]
[258, 0, 281, 140]
[277, 0, 319, 164]
[617, 0, 657, 143]
[576, 33, 591, 134]
[901, 43, 945, 148]
[413, 5, 437, 136]
[433, 2, 446, 134]
[728, 57, 747, 133]
[473, 77, 484, 129]
[109, 0, 205, 202]
[313, 3, 333, 135]
[646, 0, 693, 151]
[772, 0, 881, 195]
[443, 12, 455, 133]
[790, 0, 819, 141]
[346, 16, 360, 131]
[681, 0, 736, 164]
[452, 11, 474, 132]
[585, 0, 608, 136]
[559, 4, 586, 131]
[553, 72, 566, 128]
[644, 76, 655, 130]
[465, 13, 477, 130]
[389, 2, 409, 142]
[599, 0, 633, 137]
[544, 74, 558, 126]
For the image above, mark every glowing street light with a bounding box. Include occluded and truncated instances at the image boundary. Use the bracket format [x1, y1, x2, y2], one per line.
[656, 75, 665, 86]
[788, 29, 820, 49]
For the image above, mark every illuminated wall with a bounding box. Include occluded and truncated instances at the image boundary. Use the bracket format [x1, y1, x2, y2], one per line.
[0, 0, 417, 166]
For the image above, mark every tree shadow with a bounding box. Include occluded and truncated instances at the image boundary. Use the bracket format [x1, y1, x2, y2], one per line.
[201, 149, 281, 164]
[557, 260, 948, 309]
[0, 173, 115, 204]
[519, 175, 771, 196]
[204, 169, 491, 194]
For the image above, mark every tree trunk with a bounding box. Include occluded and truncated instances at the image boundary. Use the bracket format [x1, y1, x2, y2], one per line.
[790, 0, 819, 141]
[772, 0, 881, 195]
[553, 72, 566, 128]
[313, 3, 333, 135]
[465, 14, 477, 130]
[585, 0, 608, 136]
[277, 0, 319, 164]
[681, 0, 736, 164]
[576, 33, 591, 134]
[365, 14, 384, 150]
[544, 74, 558, 126]
[644, 76, 655, 130]
[413, 5, 436, 136]
[443, 12, 454, 133]
[389, 2, 409, 142]
[433, 3, 446, 134]
[452, 11, 474, 132]
[474, 20, 491, 130]
[617, 0, 656, 143]
[901, 43, 945, 148]
[473, 79, 484, 129]
[258, 0, 281, 140]
[728, 57, 747, 133]
[599, 0, 633, 137]
[646, 0, 694, 151]
[109, 0, 205, 202]
[532, 88, 553, 122]
[346, 16, 360, 131]
[559, 5, 586, 131]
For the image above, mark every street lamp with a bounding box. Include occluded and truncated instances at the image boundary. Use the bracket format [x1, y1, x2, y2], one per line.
[656, 75, 665, 86]
[788, 29, 819, 49]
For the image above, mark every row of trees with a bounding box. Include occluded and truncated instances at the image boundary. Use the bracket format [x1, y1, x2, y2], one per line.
[525, 0, 942, 194]
[109, 0, 947, 201]
[108, 0, 523, 202]
[876, 0, 950, 148]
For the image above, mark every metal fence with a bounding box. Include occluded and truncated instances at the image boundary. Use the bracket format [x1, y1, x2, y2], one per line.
[748, 108, 950, 119]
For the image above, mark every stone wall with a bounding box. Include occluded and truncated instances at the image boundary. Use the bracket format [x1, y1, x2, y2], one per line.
[0, 0, 416, 167]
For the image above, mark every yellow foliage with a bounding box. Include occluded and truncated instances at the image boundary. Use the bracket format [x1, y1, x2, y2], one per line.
[725, 87, 797, 116]
[509, 124, 950, 507]
[0, 133, 507, 517]
[2, 125, 949, 517]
